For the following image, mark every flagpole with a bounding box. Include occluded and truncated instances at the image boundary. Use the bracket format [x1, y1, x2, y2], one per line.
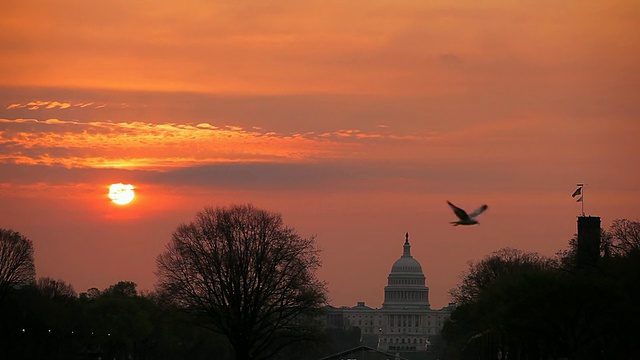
[574, 183, 585, 216]
[581, 184, 585, 216]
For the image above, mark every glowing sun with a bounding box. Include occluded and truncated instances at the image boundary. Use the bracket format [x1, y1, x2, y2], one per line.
[108, 183, 135, 205]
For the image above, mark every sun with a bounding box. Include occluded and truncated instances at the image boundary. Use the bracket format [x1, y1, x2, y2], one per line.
[108, 183, 135, 205]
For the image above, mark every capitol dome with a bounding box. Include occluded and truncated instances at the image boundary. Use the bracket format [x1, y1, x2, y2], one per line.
[383, 233, 430, 309]
[391, 244, 423, 273]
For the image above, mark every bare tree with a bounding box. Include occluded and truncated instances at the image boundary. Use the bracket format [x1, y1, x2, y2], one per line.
[607, 218, 640, 255]
[37, 277, 77, 300]
[0, 229, 36, 298]
[155, 204, 328, 360]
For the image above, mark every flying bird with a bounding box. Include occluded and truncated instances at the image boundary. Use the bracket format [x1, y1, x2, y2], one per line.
[447, 201, 488, 226]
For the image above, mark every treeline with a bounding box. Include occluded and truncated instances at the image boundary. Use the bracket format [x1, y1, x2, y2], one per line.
[0, 279, 350, 360]
[441, 219, 640, 360]
[0, 280, 233, 359]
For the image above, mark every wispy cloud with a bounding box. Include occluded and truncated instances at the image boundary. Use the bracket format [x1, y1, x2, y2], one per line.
[5, 100, 103, 110]
[0, 118, 425, 170]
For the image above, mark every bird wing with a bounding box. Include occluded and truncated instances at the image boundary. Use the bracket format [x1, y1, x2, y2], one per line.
[447, 201, 470, 221]
[469, 204, 488, 218]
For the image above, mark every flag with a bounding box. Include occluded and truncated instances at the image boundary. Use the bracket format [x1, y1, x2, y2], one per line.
[571, 186, 582, 197]
[576, 196, 583, 202]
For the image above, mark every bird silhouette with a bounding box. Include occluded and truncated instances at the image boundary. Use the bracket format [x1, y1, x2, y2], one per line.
[447, 201, 488, 226]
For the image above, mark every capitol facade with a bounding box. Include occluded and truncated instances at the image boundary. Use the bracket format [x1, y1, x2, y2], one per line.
[325, 233, 454, 353]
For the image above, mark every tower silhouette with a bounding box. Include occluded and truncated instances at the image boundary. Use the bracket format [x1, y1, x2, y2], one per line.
[576, 216, 600, 269]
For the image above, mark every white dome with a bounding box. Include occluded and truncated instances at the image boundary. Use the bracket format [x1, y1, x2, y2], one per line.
[391, 256, 423, 273]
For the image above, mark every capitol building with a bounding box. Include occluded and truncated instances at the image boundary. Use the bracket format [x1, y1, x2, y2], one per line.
[325, 233, 454, 355]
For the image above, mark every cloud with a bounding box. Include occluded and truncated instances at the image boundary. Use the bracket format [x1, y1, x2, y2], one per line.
[0, 118, 426, 170]
[5, 100, 101, 110]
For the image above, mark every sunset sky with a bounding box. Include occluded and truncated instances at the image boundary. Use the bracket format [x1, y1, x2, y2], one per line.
[1, 0, 639, 309]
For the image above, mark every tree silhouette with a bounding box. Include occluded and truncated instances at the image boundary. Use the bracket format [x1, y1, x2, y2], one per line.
[103, 280, 138, 297]
[445, 248, 559, 359]
[155, 204, 328, 360]
[0, 229, 36, 298]
[37, 277, 77, 301]
[449, 247, 555, 306]
[608, 218, 640, 255]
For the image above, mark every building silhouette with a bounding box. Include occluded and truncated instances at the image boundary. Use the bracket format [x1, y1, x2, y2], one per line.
[576, 216, 601, 268]
[325, 233, 453, 356]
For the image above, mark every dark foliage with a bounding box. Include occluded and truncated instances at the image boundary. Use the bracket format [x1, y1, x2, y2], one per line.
[2, 282, 360, 360]
[442, 219, 640, 360]
[0, 279, 233, 360]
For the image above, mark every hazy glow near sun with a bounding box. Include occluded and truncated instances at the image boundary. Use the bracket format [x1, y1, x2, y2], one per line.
[108, 183, 135, 205]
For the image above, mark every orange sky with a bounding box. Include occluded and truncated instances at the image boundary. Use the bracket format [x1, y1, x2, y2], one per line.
[1, 0, 639, 308]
